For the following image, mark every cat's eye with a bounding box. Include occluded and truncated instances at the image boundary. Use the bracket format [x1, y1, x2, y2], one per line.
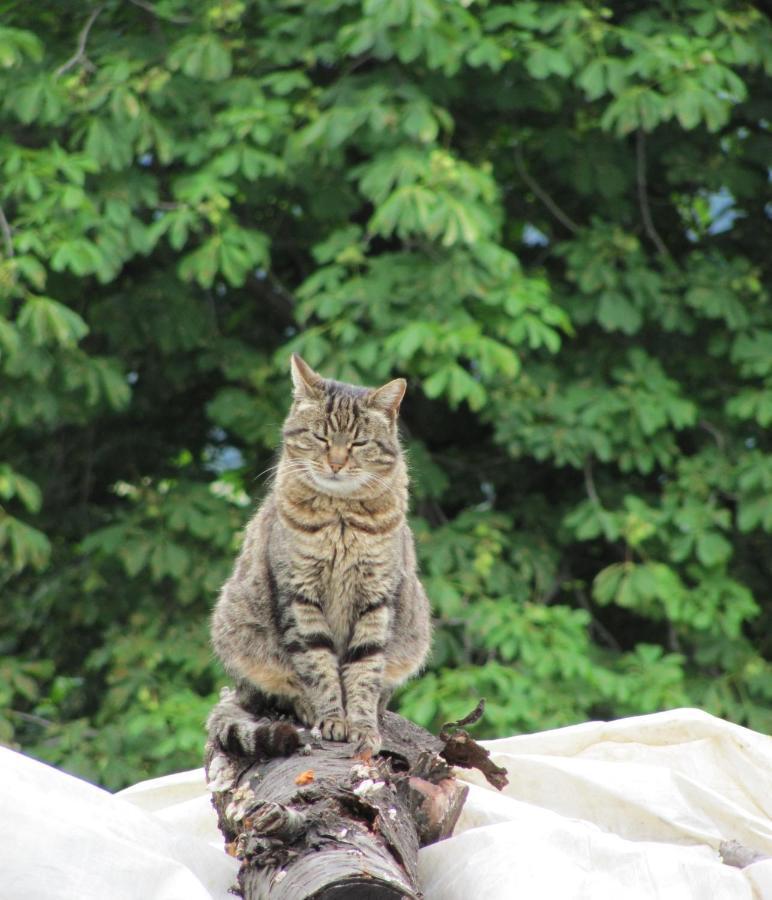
[312, 433, 329, 444]
[351, 440, 368, 447]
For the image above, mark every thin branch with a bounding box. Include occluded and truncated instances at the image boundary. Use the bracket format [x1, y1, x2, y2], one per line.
[635, 130, 670, 258]
[583, 456, 601, 506]
[417, 498, 449, 527]
[12, 709, 99, 740]
[541, 568, 569, 605]
[79, 424, 96, 511]
[267, 271, 296, 310]
[0, 205, 13, 259]
[667, 621, 682, 654]
[699, 419, 726, 451]
[514, 145, 580, 235]
[575, 587, 621, 651]
[244, 273, 294, 328]
[11, 710, 56, 729]
[126, 0, 193, 24]
[340, 52, 374, 80]
[54, 4, 105, 78]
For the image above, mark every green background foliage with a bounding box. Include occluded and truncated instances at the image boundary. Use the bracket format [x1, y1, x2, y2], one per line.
[1, 0, 771, 789]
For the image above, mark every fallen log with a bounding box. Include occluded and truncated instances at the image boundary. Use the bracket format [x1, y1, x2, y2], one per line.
[205, 702, 506, 899]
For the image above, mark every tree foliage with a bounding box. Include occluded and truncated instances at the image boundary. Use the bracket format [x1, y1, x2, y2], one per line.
[1, 0, 771, 788]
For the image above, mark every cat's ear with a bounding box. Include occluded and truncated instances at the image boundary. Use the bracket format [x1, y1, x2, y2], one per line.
[290, 353, 324, 399]
[368, 378, 406, 418]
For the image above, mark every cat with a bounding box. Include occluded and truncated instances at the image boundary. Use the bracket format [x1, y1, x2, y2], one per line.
[208, 353, 431, 757]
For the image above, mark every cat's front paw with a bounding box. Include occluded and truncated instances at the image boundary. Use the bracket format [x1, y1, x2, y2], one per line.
[319, 715, 348, 742]
[348, 722, 381, 756]
[292, 697, 315, 728]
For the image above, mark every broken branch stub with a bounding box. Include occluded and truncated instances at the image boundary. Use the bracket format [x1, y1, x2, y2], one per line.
[439, 700, 509, 791]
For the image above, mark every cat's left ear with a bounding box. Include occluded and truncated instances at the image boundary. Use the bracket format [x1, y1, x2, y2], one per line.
[290, 353, 324, 399]
[368, 378, 406, 419]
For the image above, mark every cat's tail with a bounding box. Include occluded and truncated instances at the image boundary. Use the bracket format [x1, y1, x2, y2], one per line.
[206, 686, 302, 759]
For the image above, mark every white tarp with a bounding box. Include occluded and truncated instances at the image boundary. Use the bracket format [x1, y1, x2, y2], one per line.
[2, 707, 772, 899]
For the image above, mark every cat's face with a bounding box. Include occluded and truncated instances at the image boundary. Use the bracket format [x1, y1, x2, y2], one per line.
[282, 355, 405, 497]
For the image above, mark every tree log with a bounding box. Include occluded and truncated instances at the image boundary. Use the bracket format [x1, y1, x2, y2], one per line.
[205, 705, 506, 899]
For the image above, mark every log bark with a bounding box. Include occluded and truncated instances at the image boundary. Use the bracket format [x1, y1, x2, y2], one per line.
[205, 704, 506, 899]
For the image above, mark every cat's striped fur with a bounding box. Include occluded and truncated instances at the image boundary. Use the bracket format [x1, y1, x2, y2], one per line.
[208, 354, 431, 756]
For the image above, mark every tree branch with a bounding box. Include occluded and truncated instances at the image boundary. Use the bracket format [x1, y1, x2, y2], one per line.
[514, 146, 580, 235]
[267, 271, 296, 311]
[575, 587, 621, 652]
[0, 205, 13, 259]
[699, 419, 726, 451]
[635, 130, 670, 259]
[583, 456, 601, 506]
[54, 4, 105, 78]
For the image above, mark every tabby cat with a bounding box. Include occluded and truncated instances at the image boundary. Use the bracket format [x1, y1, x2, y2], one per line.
[208, 354, 431, 756]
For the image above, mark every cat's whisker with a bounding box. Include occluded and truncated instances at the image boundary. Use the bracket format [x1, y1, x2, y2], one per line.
[254, 461, 283, 482]
[255, 461, 309, 484]
[276, 459, 313, 472]
[362, 471, 397, 498]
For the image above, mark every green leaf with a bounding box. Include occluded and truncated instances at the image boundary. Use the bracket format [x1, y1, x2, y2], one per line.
[527, 45, 572, 79]
[593, 563, 628, 605]
[168, 34, 233, 81]
[178, 239, 219, 288]
[577, 58, 606, 100]
[0, 27, 43, 67]
[385, 322, 437, 361]
[0, 514, 51, 572]
[597, 292, 642, 335]
[150, 542, 190, 581]
[85, 118, 132, 170]
[738, 497, 772, 533]
[0, 465, 42, 513]
[17, 296, 89, 347]
[50, 239, 104, 276]
[696, 532, 732, 568]
[422, 366, 451, 399]
[91, 358, 131, 410]
[120, 540, 150, 578]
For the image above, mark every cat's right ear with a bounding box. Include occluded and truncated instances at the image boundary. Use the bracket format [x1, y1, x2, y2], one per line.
[290, 353, 324, 400]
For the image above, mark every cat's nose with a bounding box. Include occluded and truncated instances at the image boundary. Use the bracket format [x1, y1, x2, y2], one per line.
[328, 441, 348, 473]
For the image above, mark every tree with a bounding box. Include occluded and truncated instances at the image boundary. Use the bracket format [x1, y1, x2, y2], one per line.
[1, 0, 770, 789]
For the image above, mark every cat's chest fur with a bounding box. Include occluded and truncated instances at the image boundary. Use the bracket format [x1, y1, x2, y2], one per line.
[279, 511, 398, 651]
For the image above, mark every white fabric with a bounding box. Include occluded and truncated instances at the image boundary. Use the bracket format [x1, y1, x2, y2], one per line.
[421, 707, 772, 899]
[2, 708, 772, 898]
[0, 748, 238, 900]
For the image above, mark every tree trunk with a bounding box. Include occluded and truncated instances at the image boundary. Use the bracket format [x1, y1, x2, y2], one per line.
[205, 705, 506, 899]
